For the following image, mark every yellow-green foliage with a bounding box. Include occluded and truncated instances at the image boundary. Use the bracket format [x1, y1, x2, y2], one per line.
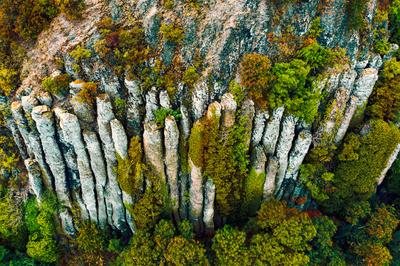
[70, 45, 91, 61]
[239, 53, 272, 108]
[0, 69, 18, 96]
[188, 120, 206, 168]
[116, 136, 144, 196]
[41, 73, 71, 95]
[94, 21, 150, 77]
[367, 58, 400, 122]
[55, 0, 85, 19]
[76, 81, 98, 106]
[182, 66, 200, 88]
[25, 193, 59, 264]
[330, 120, 400, 211]
[0, 193, 27, 249]
[188, 102, 251, 217]
[299, 163, 334, 203]
[160, 23, 185, 45]
[75, 222, 106, 264]
[115, 219, 208, 265]
[131, 171, 169, 231]
[242, 168, 266, 216]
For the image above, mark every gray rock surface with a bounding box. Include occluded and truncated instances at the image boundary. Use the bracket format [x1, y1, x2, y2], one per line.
[275, 115, 297, 189]
[96, 94, 127, 232]
[263, 157, 279, 200]
[203, 178, 215, 232]
[24, 159, 44, 202]
[285, 130, 312, 180]
[31, 105, 71, 207]
[83, 130, 108, 228]
[60, 112, 98, 223]
[145, 87, 159, 122]
[262, 106, 285, 155]
[143, 121, 165, 180]
[164, 116, 180, 220]
[125, 79, 143, 136]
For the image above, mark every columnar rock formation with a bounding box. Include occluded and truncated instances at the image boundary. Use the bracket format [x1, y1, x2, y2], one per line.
[5, 0, 400, 237]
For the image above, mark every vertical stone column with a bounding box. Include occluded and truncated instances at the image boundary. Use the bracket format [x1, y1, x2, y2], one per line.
[179, 105, 191, 220]
[164, 116, 180, 221]
[262, 107, 285, 155]
[143, 122, 165, 180]
[110, 119, 136, 233]
[284, 129, 312, 180]
[31, 105, 71, 208]
[263, 157, 279, 200]
[125, 79, 143, 136]
[24, 159, 43, 203]
[192, 80, 209, 121]
[83, 131, 108, 228]
[274, 115, 297, 190]
[203, 179, 215, 234]
[60, 112, 98, 223]
[54, 108, 89, 221]
[96, 94, 127, 232]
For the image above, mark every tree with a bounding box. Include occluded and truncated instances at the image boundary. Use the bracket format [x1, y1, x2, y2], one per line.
[164, 236, 209, 265]
[212, 225, 251, 266]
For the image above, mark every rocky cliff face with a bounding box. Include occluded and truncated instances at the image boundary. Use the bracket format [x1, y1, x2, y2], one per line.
[4, 0, 400, 235]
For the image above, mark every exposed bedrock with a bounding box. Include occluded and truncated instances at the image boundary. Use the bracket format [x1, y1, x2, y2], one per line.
[275, 115, 297, 190]
[125, 78, 143, 136]
[203, 179, 216, 233]
[24, 159, 44, 203]
[284, 129, 313, 180]
[262, 106, 285, 156]
[164, 116, 180, 221]
[31, 105, 71, 208]
[110, 119, 136, 233]
[83, 130, 108, 228]
[59, 112, 98, 223]
[143, 121, 165, 180]
[96, 94, 128, 232]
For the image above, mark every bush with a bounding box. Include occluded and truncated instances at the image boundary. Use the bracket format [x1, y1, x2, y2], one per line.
[0, 69, 18, 96]
[153, 108, 182, 126]
[25, 194, 59, 264]
[0, 193, 27, 249]
[346, 0, 369, 31]
[160, 23, 184, 45]
[329, 120, 400, 211]
[182, 66, 200, 88]
[239, 53, 272, 107]
[367, 58, 400, 122]
[75, 222, 106, 264]
[69, 45, 91, 61]
[75, 81, 98, 105]
[41, 73, 71, 95]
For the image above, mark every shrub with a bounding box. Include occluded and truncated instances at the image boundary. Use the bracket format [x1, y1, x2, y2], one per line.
[329, 120, 400, 211]
[346, 0, 369, 31]
[55, 0, 85, 19]
[76, 82, 98, 105]
[297, 42, 344, 71]
[153, 108, 182, 126]
[367, 58, 400, 122]
[41, 73, 70, 95]
[182, 66, 200, 88]
[116, 136, 144, 196]
[269, 58, 321, 123]
[239, 53, 271, 107]
[212, 225, 250, 265]
[0, 69, 18, 96]
[114, 97, 126, 118]
[160, 23, 185, 45]
[299, 163, 335, 203]
[164, 236, 208, 265]
[0, 193, 27, 249]
[69, 45, 92, 61]
[25, 194, 59, 263]
[75, 222, 105, 264]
